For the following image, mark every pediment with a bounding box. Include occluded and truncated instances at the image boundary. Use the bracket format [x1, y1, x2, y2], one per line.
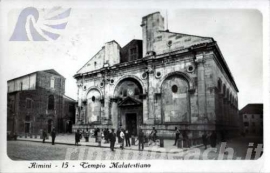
[118, 96, 142, 107]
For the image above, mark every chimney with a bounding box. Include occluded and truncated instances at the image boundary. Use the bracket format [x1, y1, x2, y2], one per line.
[141, 12, 164, 57]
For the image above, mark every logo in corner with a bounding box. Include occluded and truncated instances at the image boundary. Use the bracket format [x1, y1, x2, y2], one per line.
[10, 7, 71, 41]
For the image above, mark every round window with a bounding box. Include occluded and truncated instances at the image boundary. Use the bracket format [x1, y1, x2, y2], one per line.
[172, 85, 178, 93]
[188, 66, 194, 72]
[142, 72, 147, 79]
[100, 82, 104, 87]
[156, 71, 161, 77]
[110, 79, 114, 84]
[92, 96, 95, 102]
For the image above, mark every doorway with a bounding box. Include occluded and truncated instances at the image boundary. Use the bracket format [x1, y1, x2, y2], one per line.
[25, 123, 30, 133]
[126, 113, 137, 136]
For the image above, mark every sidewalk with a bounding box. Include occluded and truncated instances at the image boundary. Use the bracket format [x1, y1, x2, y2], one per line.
[16, 134, 202, 154]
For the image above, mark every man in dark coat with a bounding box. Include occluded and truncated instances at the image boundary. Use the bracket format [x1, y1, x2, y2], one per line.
[42, 129, 47, 143]
[125, 130, 131, 147]
[117, 128, 121, 144]
[182, 130, 189, 148]
[138, 129, 144, 151]
[75, 129, 81, 146]
[109, 129, 116, 151]
[51, 128, 56, 145]
[202, 131, 208, 149]
[210, 131, 217, 147]
[173, 127, 180, 146]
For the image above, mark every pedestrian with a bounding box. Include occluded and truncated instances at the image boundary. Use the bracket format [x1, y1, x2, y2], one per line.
[173, 127, 180, 146]
[104, 128, 109, 143]
[51, 128, 56, 145]
[109, 129, 116, 151]
[210, 131, 217, 147]
[182, 130, 190, 148]
[202, 131, 208, 149]
[125, 129, 131, 147]
[42, 129, 47, 143]
[84, 128, 90, 142]
[94, 128, 98, 142]
[97, 128, 102, 146]
[150, 127, 157, 143]
[75, 129, 81, 146]
[138, 129, 144, 151]
[120, 129, 125, 149]
[117, 128, 121, 144]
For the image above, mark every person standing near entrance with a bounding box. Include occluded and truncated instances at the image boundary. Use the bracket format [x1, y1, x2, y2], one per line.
[173, 127, 180, 146]
[75, 129, 81, 146]
[51, 128, 56, 145]
[125, 129, 131, 147]
[109, 129, 116, 151]
[138, 129, 144, 151]
[42, 129, 47, 143]
[120, 129, 125, 149]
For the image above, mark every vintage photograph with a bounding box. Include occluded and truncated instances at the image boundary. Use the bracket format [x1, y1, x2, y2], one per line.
[2, 1, 265, 168]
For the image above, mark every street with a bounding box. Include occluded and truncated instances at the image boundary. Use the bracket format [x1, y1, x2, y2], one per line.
[7, 136, 263, 160]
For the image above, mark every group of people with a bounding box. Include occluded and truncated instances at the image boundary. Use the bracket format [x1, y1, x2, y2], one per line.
[42, 128, 56, 145]
[173, 127, 226, 149]
[173, 127, 190, 147]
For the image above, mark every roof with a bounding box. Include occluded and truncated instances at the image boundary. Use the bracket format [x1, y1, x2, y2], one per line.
[63, 95, 76, 102]
[8, 69, 64, 82]
[42, 69, 65, 78]
[240, 104, 263, 115]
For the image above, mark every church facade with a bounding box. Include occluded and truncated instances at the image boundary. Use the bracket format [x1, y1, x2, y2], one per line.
[73, 12, 239, 140]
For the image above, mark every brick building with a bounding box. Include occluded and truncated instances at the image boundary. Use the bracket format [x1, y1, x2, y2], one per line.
[7, 69, 76, 135]
[239, 104, 263, 136]
[73, 12, 239, 141]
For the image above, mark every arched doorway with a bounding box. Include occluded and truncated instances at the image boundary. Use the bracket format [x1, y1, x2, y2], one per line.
[114, 78, 143, 136]
[161, 75, 190, 123]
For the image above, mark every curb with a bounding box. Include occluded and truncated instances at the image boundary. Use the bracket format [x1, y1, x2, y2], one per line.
[16, 139, 191, 154]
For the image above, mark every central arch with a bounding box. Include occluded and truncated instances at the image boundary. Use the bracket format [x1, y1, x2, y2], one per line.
[112, 77, 144, 136]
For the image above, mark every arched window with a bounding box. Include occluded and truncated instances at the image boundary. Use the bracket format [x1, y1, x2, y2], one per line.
[48, 95, 54, 110]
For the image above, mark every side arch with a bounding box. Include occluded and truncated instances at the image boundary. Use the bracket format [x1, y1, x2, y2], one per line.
[157, 71, 194, 93]
[86, 86, 104, 98]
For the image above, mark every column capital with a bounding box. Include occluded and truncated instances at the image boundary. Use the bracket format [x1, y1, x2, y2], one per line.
[195, 54, 205, 64]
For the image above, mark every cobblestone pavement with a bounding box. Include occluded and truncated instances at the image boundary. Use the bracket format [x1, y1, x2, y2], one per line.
[7, 136, 263, 160]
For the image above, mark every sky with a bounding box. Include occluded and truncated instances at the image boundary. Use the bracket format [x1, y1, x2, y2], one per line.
[2, 7, 263, 110]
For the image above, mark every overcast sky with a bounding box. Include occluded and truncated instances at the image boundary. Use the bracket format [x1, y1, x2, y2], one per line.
[3, 8, 262, 109]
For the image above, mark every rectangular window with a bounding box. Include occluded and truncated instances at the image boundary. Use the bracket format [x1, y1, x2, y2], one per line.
[26, 99, 32, 109]
[129, 47, 137, 61]
[50, 78, 55, 88]
[244, 122, 249, 126]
